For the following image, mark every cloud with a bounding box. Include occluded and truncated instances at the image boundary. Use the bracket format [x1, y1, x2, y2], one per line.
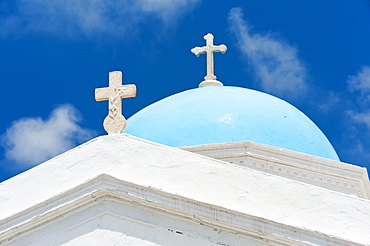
[135, 0, 199, 25]
[347, 66, 370, 129]
[317, 91, 342, 113]
[1, 104, 95, 167]
[228, 7, 307, 99]
[348, 66, 370, 92]
[332, 66, 370, 167]
[347, 110, 370, 129]
[0, 0, 199, 38]
[348, 66, 370, 106]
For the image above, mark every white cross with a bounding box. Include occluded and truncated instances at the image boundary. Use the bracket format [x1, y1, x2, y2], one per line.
[95, 71, 136, 134]
[191, 33, 227, 86]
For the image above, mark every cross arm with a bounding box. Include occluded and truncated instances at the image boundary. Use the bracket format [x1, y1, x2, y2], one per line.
[217, 44, 227, 54]
[95, 84, 136, 102]
[95, 87, 111, 101]
[191, 47, 206, 57]
[117, 84, 137, 98]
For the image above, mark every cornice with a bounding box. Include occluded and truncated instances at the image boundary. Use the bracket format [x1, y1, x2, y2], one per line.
[180, 141, 370, 199]
[0, 174, 362, 246]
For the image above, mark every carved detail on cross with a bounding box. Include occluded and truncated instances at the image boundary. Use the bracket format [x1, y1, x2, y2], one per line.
[191, 33, 227, 87]
[95, 71, 136, 134]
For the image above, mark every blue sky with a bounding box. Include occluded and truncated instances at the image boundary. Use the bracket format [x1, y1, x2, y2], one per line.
[1, 0, 370, 181]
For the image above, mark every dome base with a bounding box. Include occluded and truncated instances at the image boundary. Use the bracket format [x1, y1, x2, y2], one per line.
[199, 80, 223, 87]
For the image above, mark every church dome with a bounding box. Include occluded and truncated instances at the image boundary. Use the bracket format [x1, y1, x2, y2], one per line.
[125, 86, 339, 161]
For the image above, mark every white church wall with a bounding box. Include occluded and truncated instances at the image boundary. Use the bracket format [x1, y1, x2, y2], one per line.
[6, 193, 269, 246]
[1, 135, 370, 245]
[1, 174, 366, 246]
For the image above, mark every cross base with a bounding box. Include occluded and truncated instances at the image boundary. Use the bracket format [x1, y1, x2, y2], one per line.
[198, 80, 223, 88]
[103, 114, 126, 135]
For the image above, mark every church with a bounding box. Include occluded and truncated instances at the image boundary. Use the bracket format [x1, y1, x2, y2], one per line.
[0, 34, 369, 246]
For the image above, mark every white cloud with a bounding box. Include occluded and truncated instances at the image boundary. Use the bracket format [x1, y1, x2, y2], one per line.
[317, 91, 341, 113]
[348, 66, 370, 92]
[135, 0, 199, 25]
[1, 104, 95, 167]
[347, 66, 370, 130]
[0, 0, 199, 38]
[228, 7, 307, 99]
[347, 110, 370, 129]
[348, 66, 370, 107]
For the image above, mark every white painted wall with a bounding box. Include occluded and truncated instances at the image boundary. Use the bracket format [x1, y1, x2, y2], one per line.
[1, 134, 370, 245]
[9, 199, 266, 246]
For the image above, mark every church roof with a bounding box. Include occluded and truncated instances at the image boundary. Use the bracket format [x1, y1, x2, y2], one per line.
[1, 134, 369, 245]
[125, 86, 339, 160]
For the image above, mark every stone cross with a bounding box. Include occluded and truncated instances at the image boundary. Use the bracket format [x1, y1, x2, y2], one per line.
[191, 33, 227, 87]
[95, 71, 136, 134]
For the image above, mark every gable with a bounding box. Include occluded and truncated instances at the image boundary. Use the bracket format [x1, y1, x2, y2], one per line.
[1, 134, 370, 245]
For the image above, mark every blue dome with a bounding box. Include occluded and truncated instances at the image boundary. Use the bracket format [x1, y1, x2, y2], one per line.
[126, 86, 339, 160]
